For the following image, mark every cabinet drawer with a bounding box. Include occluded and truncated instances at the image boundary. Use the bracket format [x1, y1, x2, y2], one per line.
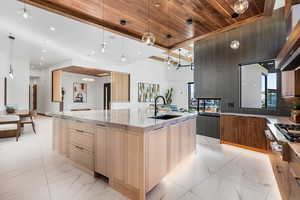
[69, 120, 96, 134]
[70, 130, 94, 152]
[69, 144, 94, 170]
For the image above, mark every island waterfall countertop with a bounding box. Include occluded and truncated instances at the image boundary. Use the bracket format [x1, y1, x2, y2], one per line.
[50, 109, 198, 132]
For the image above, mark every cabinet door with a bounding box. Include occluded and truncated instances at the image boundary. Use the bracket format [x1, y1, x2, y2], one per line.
[95, 127, 107, 176]
[168, 123, 181, 171]
[220, 115, 238, 143]
[107, 128, 143, 193]
[53, 118, 69, 156]
[281, 71, 296, 97]
[146, 127, 168, 192]
[52, 70, 62, 102]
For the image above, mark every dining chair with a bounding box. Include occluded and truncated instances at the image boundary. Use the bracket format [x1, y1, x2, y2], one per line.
[20, 111, 36, 134]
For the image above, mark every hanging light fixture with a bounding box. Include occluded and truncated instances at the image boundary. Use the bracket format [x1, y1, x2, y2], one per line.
[120, 37, 126, 62]
[165, 1, 174, 69]
[8, 34, 15, 79]
[142, 0, 155, 46]
[100, 0, 107, 53]
[233, 0, 249, 14]
[230, 40, 240, 50]
[18, 3, 32, 20]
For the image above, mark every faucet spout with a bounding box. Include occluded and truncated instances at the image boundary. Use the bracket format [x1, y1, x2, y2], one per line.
[154, 96, 166, 117]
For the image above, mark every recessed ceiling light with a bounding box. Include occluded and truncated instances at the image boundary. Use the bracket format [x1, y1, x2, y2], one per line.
[154, 2, 160, 7]
[121, 54, 126, 62]
[42, 49, 47, 53]
[39, 62, 43, 66]
[49, 26, 56, 32]
[91, 50, 96, 55]
[40, 56, 45, 61]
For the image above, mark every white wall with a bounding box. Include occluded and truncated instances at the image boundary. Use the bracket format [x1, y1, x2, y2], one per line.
[37, 58, 193, 114]
[0, 52, 30, 110]
[61, 72, 110, 111]
[241, 64, 268, 108]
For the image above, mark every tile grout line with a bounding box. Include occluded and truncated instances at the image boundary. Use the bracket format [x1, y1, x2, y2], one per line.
[35, 123, 53, 200]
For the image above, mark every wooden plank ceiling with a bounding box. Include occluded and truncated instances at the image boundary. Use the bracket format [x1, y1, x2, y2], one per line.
[61, 66, 111, 77]
[20, 0, 271, 49]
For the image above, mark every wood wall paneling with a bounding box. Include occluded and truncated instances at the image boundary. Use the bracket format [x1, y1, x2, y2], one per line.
[111, 72, 130, 103]
[52, 70, 62, 102]
[194, 9, 290, 116]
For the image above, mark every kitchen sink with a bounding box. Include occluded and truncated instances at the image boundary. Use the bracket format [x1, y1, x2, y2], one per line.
[149, 114, 182, 120]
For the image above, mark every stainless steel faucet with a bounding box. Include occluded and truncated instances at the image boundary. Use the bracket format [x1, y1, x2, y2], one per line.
[154, 96, 166, 117]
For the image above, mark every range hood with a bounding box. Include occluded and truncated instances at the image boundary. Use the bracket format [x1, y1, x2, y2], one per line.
[277, 5, 300, 71]
[280, 44, 300, 71]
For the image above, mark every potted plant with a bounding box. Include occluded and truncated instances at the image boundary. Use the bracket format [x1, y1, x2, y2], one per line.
[291, 100, 300, 123]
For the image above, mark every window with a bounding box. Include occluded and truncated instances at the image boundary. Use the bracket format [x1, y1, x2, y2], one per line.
[240, 60, 278, 110]
[188, 82, 197, 110]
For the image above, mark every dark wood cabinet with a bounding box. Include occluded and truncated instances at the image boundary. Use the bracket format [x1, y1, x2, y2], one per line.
[281, 70, 300, 98]
[220, 115, 267, 151]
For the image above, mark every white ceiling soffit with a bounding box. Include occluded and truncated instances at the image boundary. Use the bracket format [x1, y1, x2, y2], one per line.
[0, 0, 163, 69]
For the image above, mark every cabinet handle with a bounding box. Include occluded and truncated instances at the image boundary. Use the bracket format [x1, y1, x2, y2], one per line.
[290, 167, 300, 187]
[75, 145, 84, 151]
[75, 129, 84, 133]
[97, 124, 106, 127]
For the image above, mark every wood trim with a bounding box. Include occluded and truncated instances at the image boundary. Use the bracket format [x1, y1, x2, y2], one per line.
[263, 0, 276, 16]
[52, 70, 62, 102]
[170, 15, 265, 50]
[221, 140, 268, 154]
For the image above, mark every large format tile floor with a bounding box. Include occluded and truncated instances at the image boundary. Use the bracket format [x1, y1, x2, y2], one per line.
[0, 116, 282, 200]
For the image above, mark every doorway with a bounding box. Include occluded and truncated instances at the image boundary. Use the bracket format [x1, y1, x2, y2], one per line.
[104, 83, 111, 110]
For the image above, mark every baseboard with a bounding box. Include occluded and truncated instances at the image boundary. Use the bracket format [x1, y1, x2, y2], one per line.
[221, 140, 268, 154]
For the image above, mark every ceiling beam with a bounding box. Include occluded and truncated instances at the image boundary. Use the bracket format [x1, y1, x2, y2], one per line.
[148, 56, 178, 65]
[263, 0, 276, 16]
[163, 51, 192, 63]
[170, 14, 264, 50]
[205, 0, 237, 23]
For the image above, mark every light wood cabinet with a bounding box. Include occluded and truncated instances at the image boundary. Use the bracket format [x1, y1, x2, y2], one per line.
[53, 117, 197, 200]
[288, 145, 300, 200]
[107, 128, 144, 200]
[52, 70, 62, 102]
[168, 123, 181, 171]
[111, 72, 130, 102]
[95, 126, 107, 176]
[146, 127, 168, 192]
[281, 70, 300, 98]
[220, 115, 267, 152]
[53, 118, 69, 156]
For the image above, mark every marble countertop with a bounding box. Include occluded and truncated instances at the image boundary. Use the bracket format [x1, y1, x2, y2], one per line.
[50, 109, 197, 132]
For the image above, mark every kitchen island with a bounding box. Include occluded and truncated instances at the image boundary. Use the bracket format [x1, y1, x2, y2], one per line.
[51, 109, 197, 200]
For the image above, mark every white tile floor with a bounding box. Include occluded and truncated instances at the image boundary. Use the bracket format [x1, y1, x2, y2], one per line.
[0, 116, 282, 200]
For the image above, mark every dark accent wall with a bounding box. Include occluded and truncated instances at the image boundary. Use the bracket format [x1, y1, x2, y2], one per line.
[194, 9, 291, 116]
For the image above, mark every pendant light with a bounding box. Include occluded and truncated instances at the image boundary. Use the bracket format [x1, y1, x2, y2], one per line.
[230, 40, 240, 50]
[142, 0, 155, 46]
[100, 0, 107, 53]
[165, 1, 174, 69]
[8, 34, 15, 79]
[18, 3, 32, 20]
[233, 0, 249, 14]
[120, 37, 126, 62]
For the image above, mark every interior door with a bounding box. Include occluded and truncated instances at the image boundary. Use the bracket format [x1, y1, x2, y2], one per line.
[104, 83, 111, 110]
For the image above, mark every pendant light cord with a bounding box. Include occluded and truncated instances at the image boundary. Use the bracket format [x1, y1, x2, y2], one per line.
[102, 0, 105, 44]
